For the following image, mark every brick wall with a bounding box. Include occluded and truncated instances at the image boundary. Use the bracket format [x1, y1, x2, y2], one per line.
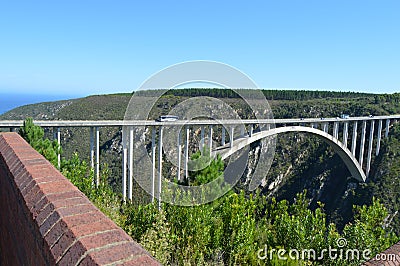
[0, 132, 160, 265]
[363, 242, 400, 265]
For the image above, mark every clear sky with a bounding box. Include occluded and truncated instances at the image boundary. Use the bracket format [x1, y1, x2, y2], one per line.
[0, 0, 399, 96]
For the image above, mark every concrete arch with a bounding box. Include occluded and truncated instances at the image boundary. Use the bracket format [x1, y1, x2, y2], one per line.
[214, 126, 366, 182]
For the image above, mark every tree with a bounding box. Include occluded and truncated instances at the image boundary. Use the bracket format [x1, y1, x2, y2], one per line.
[19, 118, 61, 167]
[188, 148, 224, 186]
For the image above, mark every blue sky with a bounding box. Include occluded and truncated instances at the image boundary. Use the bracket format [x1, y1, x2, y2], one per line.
[0, 0, 399, 96]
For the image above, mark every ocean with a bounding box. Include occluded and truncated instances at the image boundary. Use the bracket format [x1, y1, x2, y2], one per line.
[0, 93, 79, 116]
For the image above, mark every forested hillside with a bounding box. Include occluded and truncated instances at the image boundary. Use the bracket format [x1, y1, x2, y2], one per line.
[2, 89, 400, 235]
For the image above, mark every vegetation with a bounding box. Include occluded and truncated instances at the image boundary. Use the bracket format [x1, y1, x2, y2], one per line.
[163, 88, 374, 101]
[355, 123, 400, 233]
[18, 118, 399, 265]
[187, 148, 224, 185]
[8, 89, 400, 265]
[19, 118, 61, 167]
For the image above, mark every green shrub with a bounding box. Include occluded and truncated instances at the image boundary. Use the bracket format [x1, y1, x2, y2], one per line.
[19, 117, 61, 167]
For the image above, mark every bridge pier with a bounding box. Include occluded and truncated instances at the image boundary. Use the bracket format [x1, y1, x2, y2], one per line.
[122, 126, 128, 201]
[333, 122, 339, 139]
[185, 126, 190, 181]
[221, 126, 226, 145]
[95, 127, 100, 187]
[157, 126, 163, 210]
[209, 126, 213, 151]
[128, 127, 133, 200]
[200, 126, 205, 149]
[240, 125, 245, 137]
[151, 127, 156, 202]
[366, 121, 375, 177]
[385, 119, 390, 138]
[230, 126, 234, 148]
[376, 120, 383, 156]
[322, 123, 328, 133]
[90, 127, 95, 169]
[249, 125, 253, 136]
[359, 120, 367, 167]
[57, 128, 61, 169]
[177, 129, 182, 182]
[53, 127, 61, 169]
[351, 121, 358, 156]
[343, 122, 349, 147]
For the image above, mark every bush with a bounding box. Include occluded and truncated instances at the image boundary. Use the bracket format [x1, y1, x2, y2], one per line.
[19, 118, 61, 167]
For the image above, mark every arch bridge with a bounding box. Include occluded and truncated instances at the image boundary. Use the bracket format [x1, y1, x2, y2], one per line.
[1, 115, 399, 204]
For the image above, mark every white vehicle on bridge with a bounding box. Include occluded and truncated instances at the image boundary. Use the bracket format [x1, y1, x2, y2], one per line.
[156, 115, 179, 122]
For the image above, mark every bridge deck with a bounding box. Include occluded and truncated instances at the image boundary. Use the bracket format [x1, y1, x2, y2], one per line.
[0, 115, 399, 127]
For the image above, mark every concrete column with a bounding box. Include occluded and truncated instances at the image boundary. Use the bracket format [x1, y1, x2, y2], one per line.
[322, 123, 328, 133]
[240, 125, 245, 137]
[385, 119, 390, 138]
[249, 125, 253, 136]
[351, 121, 358, 156]
[209, 126, 213, 152]
[158, 126, 163, 210]
[359, 120, 367, 167]
[53, 127, 56, 142]
[207, 125, 213, 154]
[366, 120, 375, 177]
[128, 126, 134, 200]
[151, 127, 156, 202]
[90, 127, 94, 169]
[333, 122, 339, 139]
[56, 127, 61, 169]
[221, 126, 226, 145]
[200, 126, 205, 149]
[311, 123, 315, 129]
[122, 126, 127, 201]
[185, 126, 190, 181]
[230, 126, 234, 148]
[343, 122, 349, 147]
[95, 127, 100, 187]
[376, 120, 383, 156]
[177, 129, 182, 182]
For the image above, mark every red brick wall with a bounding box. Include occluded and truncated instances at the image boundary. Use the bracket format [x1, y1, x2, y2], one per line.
[363, 242, 400, 265]
[0, 133, 160, 265]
